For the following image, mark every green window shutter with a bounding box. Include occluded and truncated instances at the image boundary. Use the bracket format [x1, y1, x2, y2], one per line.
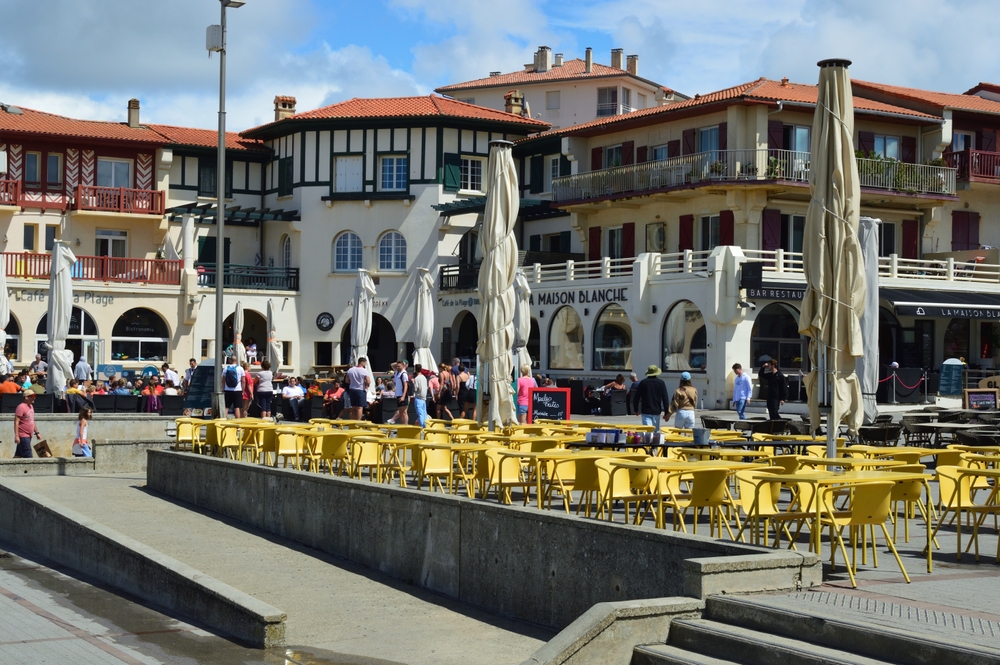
[443, 153, 461, 191]
[529, 155, 544, 194]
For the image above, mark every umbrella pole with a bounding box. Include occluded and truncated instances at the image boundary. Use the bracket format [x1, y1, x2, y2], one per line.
[821, 344, 837, 459]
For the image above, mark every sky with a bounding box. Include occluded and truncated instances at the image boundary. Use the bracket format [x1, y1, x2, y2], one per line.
[0, 0, 996, 131]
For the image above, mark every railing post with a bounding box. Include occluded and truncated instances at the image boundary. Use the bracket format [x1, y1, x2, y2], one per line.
[119, 188, 125, 213]
[532, 263, 541, 283]
[946, 257, 955, 281]
[889, 253, 898, 279]
[602, 256, 611, 279]
[775, 248, 785, 274]
[683, 249, 693, 273]
[566, 260, 574, 281]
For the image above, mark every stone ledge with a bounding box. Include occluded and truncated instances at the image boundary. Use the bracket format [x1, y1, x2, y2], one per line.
[683, 551, 822, 599]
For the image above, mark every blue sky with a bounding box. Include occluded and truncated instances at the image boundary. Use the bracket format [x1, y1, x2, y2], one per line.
[0, 0, 996, 130]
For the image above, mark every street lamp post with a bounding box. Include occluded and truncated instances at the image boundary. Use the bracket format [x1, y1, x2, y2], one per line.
[208, 0, 244, 416]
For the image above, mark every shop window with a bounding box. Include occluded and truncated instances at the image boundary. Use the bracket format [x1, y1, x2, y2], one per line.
[662, 300, 707, 371]
[944, 318, 969, 362]
[750, 302, 806, 370]
[548, 306, 584, 369]
[315, 341, 333, 366]
[593, 304, 632, 371]
[3, 314, 20, 360]
[111, 308, 169, 362]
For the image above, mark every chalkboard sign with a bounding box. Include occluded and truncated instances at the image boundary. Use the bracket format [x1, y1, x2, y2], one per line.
[938, 359, 964, 396]
[527, 387, 570, 423]
[963, 388, 999, 411]
[183, 362, 216, 418]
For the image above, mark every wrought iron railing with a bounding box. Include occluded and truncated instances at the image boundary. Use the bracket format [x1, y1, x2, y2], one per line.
[943, 149, 1000, 182]
[439, 264, 479, 292]
[4, 252, 181, 285]
[73, 184, 165, 215]
[196, 263, 299, 291]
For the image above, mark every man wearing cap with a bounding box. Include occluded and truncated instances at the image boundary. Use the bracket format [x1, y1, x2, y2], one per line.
[732, 363, 752, 420]
[636, 365, 670, 427]
[13, 391, 41, 458]
[668, 371, 699, 429]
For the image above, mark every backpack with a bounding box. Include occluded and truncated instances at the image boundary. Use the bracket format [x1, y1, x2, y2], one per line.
[224, 365, 240, 389]
[466, 373, 476, 390]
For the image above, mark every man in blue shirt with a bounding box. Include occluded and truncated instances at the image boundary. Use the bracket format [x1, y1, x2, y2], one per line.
[732, 363, 752, 420]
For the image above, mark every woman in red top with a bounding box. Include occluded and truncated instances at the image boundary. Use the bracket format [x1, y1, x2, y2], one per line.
[241, 362, 255, 416]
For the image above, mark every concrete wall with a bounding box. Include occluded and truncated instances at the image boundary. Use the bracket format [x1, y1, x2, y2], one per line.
[0, 480, 286, 647]
[0, 414, 174, 457]
[95, 439, 173, 473]
[147, 450, 818, 630]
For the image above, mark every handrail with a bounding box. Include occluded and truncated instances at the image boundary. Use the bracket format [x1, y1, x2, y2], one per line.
[74, 184, 165, 215]
[4, 252, 181, 285]
[943, 149, 1000, 182]
[197, 263, 300, 291]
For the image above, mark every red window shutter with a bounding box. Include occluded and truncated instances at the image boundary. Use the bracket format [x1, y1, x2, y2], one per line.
[718, 122, 727, 151]
[636, 146, 648, 163]
[667, 140, 680, 158]
[902, 220, 919, 259]
[622, 141, 634, 166]
[768, 121, 784, 150]
[952, 210, 969, 251]
[591, 147, 603, 171]
[679, 215, 694, 251]
[588, 226, 602, 260]
[982, 129, 997, 153]
[762, 208, 782, 251]
[901, 136, 916, 163]
[682, 129, 696, 155]
[969, 212, 980, 249]
[719, 210, 734, 246]
[622, 222, 635, 258]
[858, 131, 875, 155]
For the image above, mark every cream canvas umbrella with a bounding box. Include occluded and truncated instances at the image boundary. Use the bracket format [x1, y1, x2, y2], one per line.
[476, 140, 519, 429]
[266, 299, 283, 367]
[46, 240, 77, 394]
[663, 304, 692, 371]
[413, 268, 437, 371]
[0, 258, 9, 368]
[352, 268, 377, 403]
[232, 300, 247, 364]
[857, 217, 880, 424]
[512, 269, 532, 370]
[799, 59, 865, 454]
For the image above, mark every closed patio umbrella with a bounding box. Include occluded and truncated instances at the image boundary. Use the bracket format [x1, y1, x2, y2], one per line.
[476, 140, 519, 429]
[413, 268, 437, 371]
[0, 257, 8, 363]
[857, 216, 880, 425]
[799, 59, 866, 453]
[266, 299, 283, 367]
[352, 268, 377, 403]
[233, 300, 247, 364]
[512, 270, 532, 370]
[663, 303, 692, 371]
[46, 240, 77, 394]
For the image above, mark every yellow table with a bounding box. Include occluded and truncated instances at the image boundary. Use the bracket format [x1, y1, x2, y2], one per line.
[673, 448, 770, 461]
[376, 437, 426, 487]
[417, 442, 493, 497]
[797, 457, 905, 470]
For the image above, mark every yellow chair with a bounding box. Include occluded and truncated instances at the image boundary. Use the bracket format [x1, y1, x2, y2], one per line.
[275, 427, 307, 469]
[820, 481, 909, 588]
[543, 456, 578, 513]
[350, 437, 382, 481]
[389, 425, 423, 440]
[256, 426, 278, 466]
[734, 468, 808, 548]
[416, 446, 453, 493]
[660, 467, 739, 538]
[174, 419, 201, 452]
[422, 429, 452, 443]
[933, 466, 1000, 562]
[311, 431, 352, 475]
[594, 459, 652, 525]
[215, 422, 241, 460]
[766, 455, 800, 474]
[484, 449, 529, 505]
[887, 464, 935, 544]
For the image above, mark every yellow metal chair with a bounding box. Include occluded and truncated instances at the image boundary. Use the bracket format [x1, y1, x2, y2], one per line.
[416, 446, 453, 493]
[174, 418, 201, 452]
[766, 455, 800, 474]
[389, 424, 423, 440]
[256, 425, 278, 466]
[594, 458, 653, 525]
[887, 464, 935, 544]
[349, 437, 382, 481]
[422, 429, 452, 443]
[734, 468, 808, 548]
[311, 431, 352, 475]
[215, 422, 241, 460]
[933, 465, 1000, 562]
[484, 449, 529, 505]
[660, 467, 739, 538]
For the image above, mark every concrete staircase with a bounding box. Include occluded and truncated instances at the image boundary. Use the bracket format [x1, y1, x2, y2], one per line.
[633, 595, 1000, 665]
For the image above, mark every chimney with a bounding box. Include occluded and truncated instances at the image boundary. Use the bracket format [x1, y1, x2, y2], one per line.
[273, 95, 297, 121]
[127, 98, 140, 128]
[524, 63, 534, 72]
[554, 53, 563, 67]
[611, 48, 624, 70]
[536, 46, 552, 73]
[585, 47, 593, 73]
[781, 77, 789, 87]
[504, 89, 524, 116]
[626, 54, 638, 76]
[489, 71, 501, 76]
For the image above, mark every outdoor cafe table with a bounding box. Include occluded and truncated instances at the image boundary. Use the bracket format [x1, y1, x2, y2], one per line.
[495, 449, 639, 509]
[910, 422, 989, 446]
[951, 445, 1000, 455]
[756, 469, 934, 572]
[416, 442, 493, 497]
[376, 437, 427, 487]
[845, 445, 940, 458]
[674, 447, 770, 461]
[797, 457, 906, 470]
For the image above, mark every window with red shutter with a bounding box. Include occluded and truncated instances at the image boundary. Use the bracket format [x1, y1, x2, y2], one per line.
[679, 215, 694, 251]
[682, 129, 696, 155]
[762, 208, 782, 251]
[982, 129, 997, 153]
[622, 141, 634, 166]
[952, 210, 969, 251]
[768, 121, 784, 151]
[719, 210, 734, 246]
[718, 122, 727, 152]
[969, 212, 980, 249]
[901, 136, 916, 163]
[857, 131, 875, 155]
[622, 222, 635, 258]
[636, 146, 647, 163]
[667, 140, 680, 158]
[902, 219, 919, 259]
[591, 147, 603, 171]
[588, 226, 602, 261]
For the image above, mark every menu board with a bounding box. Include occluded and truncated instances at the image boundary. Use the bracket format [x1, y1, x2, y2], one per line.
[183, 363, 215, 418]
[528, 387, 570, 423]
[939, 361, 964, 396]
[963, 388, 999, 411]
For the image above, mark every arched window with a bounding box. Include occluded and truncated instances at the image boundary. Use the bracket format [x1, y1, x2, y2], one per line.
[281, 235, 291, 268]
[111, 308, 170, 362]
[378, 231, 406, 271]
[662, 300, 707, 371]
[548, 307, 584, 370]
[750, 302, 805, 370]
[593, 304, 632, 371]
[2, 314, 19, 360]
[36, 307, 99, 363]
[333, 232, 362, 272]
[944, 317, 970, 362]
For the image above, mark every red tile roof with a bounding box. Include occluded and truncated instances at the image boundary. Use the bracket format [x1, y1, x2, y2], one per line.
[0, 104, 166, 144]
[147, 124, 268, 153]
[853, 80, 1000, 115]
[242, 95, 549, 137]
[436, 58, 676, 95]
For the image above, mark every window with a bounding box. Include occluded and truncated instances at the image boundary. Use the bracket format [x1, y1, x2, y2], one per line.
[3, 315, 19, 360]
[651, 145, 669, 161]
[546, 91, 560, 110]
[23, 225, 35, 252]
[637, 93, 647, 109]
[333, 232, 362, 272]
[548, 306, 584, 369]
[334, 156, 363, 192]
[380, 156, 407, 191]
[24, 152, 40, 185]
[621, 87, 632, 113]
[944, 317, 969, 362]
[700, 215, 721, 251]
[593, 304, 632, 370]
[378, 231, 406, 271]
[879, 222, 896, 257]
[783, 125, 811, 154]
[952, 131, 974, 152]
[751, 302, 806, 371]
[111, 308, 169, 362]
[780, 214, 805, 254]
[460, 157, 484, 192]
[597, 87, 618, 117]
[315, 341, 333, 366]
[97, 158, 131, 188]
[282, 235, 291, 268]
[277, 156, 293, 197]
[44, 226, 56, 252]
[874, 135, 900, 160]
[95, 229, 127, 258]
[663, 300, 706, 371]
[698, 126, 719, 155]
[543, 232, 571, 254]
[604, 145, 622, 168]
[197, 159, 232, 198]
[46, 153, 62, 187]
[548, 156, 560, 189]
[606, 226, 624, 260]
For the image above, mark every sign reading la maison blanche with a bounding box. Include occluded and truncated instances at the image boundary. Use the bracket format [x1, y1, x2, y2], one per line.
[895, 304, 1000, 319]
[531, 287, 629, 306]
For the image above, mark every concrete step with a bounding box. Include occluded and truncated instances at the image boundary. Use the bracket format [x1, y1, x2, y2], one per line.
[705, 595, 1000, 665]
[633, 643, 741, 665]
[668, 619, 895, 665]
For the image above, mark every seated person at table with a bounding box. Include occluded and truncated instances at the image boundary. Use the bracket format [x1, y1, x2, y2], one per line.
[282, 376, 307, 421]
[0, 375, 20, 394]
[324, 380, 345, 417]
[602, 374, 627, 395]
[111, 380, 131, 396]
[583, 385, 602, 414]
[306, 381, 323, 400]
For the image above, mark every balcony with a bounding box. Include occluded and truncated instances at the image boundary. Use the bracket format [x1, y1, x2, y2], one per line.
[73, 184, 165, 215]
[197, 264, 299, 291]
[0, 179, 20, 206]
[552, 149, 957, 204]
[943, 149, 1000, 183]
[439, 264, 479, 292]
[4, 252, 181, 285]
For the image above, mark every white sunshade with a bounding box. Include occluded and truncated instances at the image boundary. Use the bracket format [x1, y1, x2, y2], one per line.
[46, 241, 77, 393]
[512, 270, 532, 371]
[857, 217, 880, 424]
[352, 269, 377, 403]
[233, 300, 247, 364]
[413, 268, 437, 371]
[266, 299, 283, 367]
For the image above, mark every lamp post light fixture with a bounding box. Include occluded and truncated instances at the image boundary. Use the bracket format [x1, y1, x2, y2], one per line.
[206, 0, 245, 415]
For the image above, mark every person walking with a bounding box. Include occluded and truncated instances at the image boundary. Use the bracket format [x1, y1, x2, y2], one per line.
[72, 407, 92, 458]
[391, 361, 410, 425]
[516, 364, 537, 424]
[255, 359, 274, 419]
[13, 390, 41, 458]
[345, 357, 370, 421]
[222, 356, 245, 418]
[74, 355, 93, 382]
[437, 363, 456, 420]
[668, 371, 699, 429]
[732, 363, 752, 420]
[759, 360, 787, 420]
[637, 365, 669, 428]
[162, 363, 180, 387]
[412, 364, 428, 427]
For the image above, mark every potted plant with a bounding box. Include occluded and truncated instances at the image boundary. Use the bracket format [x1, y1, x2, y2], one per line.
[766, 156, 785, 179]
[741, 163, 758, 179]
[708, 160, 726, 178]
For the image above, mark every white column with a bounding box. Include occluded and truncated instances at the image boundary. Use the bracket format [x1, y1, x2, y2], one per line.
[182, 213, 195, 272]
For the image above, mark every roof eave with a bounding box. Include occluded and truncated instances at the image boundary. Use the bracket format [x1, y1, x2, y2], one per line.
[436, 70, 670, 94]
[242, 115, 547, 140]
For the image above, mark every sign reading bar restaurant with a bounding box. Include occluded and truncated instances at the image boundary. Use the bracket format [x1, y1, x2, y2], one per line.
[531, 287, 628, 306]
[745, 284, 805, 301]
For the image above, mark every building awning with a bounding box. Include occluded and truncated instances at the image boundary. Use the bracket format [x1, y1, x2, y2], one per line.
[881, 287, 1000, 319]
[166, 204, 300, 227]
[432, 197, 568, 220]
